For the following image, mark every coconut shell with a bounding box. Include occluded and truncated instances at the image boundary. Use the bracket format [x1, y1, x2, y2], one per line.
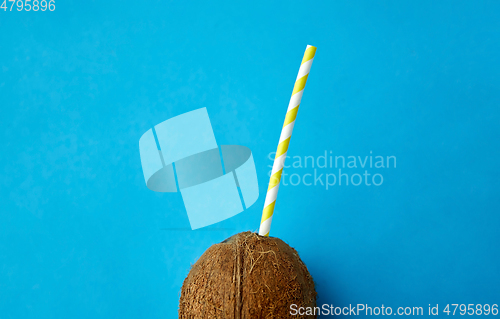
[179, 231, 317, 318]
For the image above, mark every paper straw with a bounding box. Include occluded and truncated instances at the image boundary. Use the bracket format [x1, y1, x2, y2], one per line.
[259, 45, 317, 236]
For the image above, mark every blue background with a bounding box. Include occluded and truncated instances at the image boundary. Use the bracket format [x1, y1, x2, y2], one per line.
[1, 1, 499, 317]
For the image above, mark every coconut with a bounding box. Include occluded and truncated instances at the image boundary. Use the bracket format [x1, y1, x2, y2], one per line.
[179, 231, 317, 318]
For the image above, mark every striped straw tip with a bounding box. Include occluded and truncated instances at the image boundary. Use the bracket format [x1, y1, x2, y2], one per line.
[301, 45, 317, 65]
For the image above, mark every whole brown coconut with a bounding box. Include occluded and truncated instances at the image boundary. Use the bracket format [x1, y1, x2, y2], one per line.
[179, 231, 317, 318]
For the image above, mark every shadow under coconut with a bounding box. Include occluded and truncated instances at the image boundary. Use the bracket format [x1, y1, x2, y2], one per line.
[307, 262, 346, 317]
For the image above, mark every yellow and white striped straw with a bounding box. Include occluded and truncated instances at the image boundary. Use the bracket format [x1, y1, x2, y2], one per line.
[259, 45, 317, 237]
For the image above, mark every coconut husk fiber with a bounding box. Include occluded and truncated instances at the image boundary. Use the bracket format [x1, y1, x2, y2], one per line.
[179, 231, 317, 318]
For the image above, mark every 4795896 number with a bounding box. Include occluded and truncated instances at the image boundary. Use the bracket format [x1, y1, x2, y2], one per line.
[443, 304, 498, 316]
[1, 0, 55, 11]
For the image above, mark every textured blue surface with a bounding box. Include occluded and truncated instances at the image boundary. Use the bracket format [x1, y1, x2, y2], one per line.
[1, 1, 499, 318]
